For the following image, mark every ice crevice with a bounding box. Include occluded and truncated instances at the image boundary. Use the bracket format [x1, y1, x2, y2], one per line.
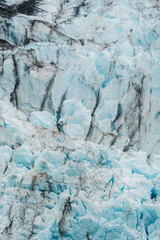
[10, 55, 20, 108]
[0, 0, 160, 239]
[86, 89, 101, 141]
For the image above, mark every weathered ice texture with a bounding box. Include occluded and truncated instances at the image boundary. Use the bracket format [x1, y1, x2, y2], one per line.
[0, 0, 159, 157]
[0, 95, 160, 240]
[0, 0, 160, 239]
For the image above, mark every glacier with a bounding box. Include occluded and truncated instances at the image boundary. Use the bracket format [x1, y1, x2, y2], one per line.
[0, 0, 160, 239]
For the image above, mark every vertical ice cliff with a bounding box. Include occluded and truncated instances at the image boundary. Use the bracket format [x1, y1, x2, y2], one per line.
[0, 0, 160, 156]
[0, 0, 160, 239]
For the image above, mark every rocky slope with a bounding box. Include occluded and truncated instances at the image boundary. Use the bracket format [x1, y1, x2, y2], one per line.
[0, 0, 160, 239]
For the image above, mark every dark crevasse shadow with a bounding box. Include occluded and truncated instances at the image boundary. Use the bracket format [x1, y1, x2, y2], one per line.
[0, 0, 43, 17]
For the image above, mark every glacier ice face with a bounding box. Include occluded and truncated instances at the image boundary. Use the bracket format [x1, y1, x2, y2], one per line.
[13, 143, 35, 166]
[0, 0, 160, 239]
[0, 99, 160, 239]
[0, 0, 159, 157]
[60, 98, 91, 139]
[29, 111, 57, 130]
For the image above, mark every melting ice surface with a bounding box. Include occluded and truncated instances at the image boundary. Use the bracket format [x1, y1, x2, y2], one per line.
[0, 0, 160, 239]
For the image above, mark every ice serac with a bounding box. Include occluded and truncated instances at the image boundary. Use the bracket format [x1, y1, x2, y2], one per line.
[0, 0, 159, 157]
[0, 0, 160, 239]
[0, 97, 160, 239]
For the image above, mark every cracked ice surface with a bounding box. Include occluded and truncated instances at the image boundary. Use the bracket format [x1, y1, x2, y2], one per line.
[0, 0, 159, 155]
[0, 91, 160, 239]
[0, 0, 160, 239]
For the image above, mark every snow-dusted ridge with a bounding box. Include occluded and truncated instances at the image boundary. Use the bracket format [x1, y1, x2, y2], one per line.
[0, 0, 160, 239]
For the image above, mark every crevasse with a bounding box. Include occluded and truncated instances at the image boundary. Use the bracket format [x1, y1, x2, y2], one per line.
[0, 0, 160, 239]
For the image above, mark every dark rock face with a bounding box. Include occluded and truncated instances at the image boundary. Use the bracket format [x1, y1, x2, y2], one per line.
[0, 0, 42, 17]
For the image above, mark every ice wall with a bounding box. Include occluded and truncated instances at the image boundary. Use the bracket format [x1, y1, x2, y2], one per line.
[0, 0, 160, 239]
[0, 0, 159, 156]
